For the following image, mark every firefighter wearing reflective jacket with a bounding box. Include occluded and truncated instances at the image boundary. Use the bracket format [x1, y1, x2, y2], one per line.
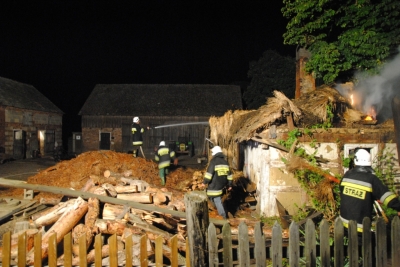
[340, 149, 400, 232]
[201, 146, 233, 219]
[131, 116, 146, 157]
[155, 141, 176, 186]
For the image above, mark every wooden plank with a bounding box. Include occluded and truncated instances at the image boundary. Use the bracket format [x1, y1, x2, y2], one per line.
[208, 223, 218, 267]
[186, 237, 190, 267]
[362, 217, 372, 267]
[17, 232, 26, 267]
[238, 221, 250, 267]
[78, 234, 87, 267]
[222, 223, 233, 267]
[319, 219, 330, 267]
[155, 236, 163, 267]
[34, 231, 42, 267]
[184, 191, 209, 267]
[140, 235, 148, 267]
[109, 234, 118, 267]
[2, 231, 11, 267]
[48, 233, 57, 267]
[334, 217, 344, 267]
[375, 217, 387, 267]
[63, 232, 72, 267]
[94, 234, 102, 267]
[348, 220, 359, 267]
[169, 235, 178, 267]
[392, 217, 400, 267]
[254, 222, 266, 267]
[271, 221, 282, 267]
[304, 219, 316, 267]
[125, 234, 132, 267]
[288, 221, 299, 267]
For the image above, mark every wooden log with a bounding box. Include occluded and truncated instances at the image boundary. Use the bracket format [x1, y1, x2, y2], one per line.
[80, 178, 95, 192]
[117, 193, 153, 203]
[184, 191, 209, 267]
[123, 170, 133, 177]
[120, 178, 149, 191]
[102, 183, 117, 197]
[102, 203, 128, 220]
[26, 197, 89, 264]
[104, 170, 122, 178]
[114, 185, 138, 193]
[85, 197, 100, 233]
[92, 186, 107, 196]
[95, 219, 127, 236]
[33, 199, 76, 227]
[71, 223, 93, 256]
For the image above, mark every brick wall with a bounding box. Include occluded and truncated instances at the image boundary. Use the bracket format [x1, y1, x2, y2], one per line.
[82, 127, 123, 152]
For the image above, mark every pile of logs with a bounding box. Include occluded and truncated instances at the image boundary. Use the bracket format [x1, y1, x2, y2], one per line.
[0, 169, 189, 265]
[183, 171, 204, 191]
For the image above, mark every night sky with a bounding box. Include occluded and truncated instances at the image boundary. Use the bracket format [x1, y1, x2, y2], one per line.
[0, 1, 294, 137]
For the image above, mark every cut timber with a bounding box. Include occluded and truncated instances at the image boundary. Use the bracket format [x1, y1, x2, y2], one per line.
[102, 183, 117, 197]
[114, 185, 138, 193]
[102, 203, 128, 220]
[27, 197, 89, 263]
[0, 177, 227, 225]
[104, 170, 121, 178]
[33, 199, 76, 227]
[120, 178, 149, 191]
[95, 219, 127, 235]
[117, 193, 153, 203]
[85, 198, 100, 233]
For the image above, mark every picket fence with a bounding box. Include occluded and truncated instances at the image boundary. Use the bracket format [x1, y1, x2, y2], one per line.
[2, 216, 400, 267]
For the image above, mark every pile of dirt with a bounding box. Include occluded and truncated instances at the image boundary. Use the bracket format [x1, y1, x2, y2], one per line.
[0, 151, 198, 200]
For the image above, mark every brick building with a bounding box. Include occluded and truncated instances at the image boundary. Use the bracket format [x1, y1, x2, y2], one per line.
[0, 77, 63, 159]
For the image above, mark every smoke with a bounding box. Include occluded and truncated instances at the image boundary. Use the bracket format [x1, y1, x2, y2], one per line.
[352, 48, 400, 121]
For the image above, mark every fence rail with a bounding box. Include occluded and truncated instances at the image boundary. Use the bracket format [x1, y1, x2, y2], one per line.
[2, 216, 400, 266]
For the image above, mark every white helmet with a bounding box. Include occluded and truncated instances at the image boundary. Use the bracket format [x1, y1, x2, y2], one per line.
[211, 146, 222, 156]
[133, 117, 139, 123]
[159, 141, 165, 146]
[354, 149, 371, 166]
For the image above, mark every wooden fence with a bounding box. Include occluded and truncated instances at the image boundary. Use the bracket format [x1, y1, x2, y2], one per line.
[2, 216, 400, 267]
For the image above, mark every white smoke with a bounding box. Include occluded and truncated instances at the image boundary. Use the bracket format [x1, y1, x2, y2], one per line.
[352, 49, 400, 121]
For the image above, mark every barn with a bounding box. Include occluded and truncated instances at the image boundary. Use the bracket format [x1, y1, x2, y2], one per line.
[0, 77, 63, 159]
[78, 84, 242, 157]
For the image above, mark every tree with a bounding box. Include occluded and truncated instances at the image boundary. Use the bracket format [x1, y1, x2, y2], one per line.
[282, 0, 400, 84]
[243, 50, 295, 109]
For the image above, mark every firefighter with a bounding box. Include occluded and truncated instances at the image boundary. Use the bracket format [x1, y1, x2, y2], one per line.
[200, 146, 233, 219]
[131, 116, 149, 157]
[339, 148, 400, 232]
[155, 141, 177, 186]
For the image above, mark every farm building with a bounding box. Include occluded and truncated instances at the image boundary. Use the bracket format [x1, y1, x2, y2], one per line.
[209, 86, 400, 218]
[78, 84, 242, 157]
[0, 77, 63, 159]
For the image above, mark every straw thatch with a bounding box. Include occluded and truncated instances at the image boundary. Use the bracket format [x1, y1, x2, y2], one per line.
[293, 85, 351, 126]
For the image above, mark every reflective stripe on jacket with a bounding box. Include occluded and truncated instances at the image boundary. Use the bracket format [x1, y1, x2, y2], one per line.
[155, 146, 175, 169]
[203, 152, 232, 197]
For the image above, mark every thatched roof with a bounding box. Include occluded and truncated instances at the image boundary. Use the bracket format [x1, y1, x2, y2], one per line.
[79, 84, 242, 117]
[293, 85, 351, 125]
[0, 77, 63, 114]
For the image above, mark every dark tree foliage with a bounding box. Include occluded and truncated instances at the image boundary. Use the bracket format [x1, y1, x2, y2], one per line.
[243, 50, 295, 110]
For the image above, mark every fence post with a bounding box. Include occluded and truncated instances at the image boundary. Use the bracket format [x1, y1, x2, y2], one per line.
[271, 221, 282, 267]
[254, 221, 266, 267]
[375, 217, 387, 267]
[208, 223, 218, 267]
[288, 221, 299, 267]
[334, 217, 344, 267]
[222, 222, 233, 267]
[238, 221, 250, 267]
[304, 219, 316, 267]
[362, 217, 372, 267]
[348, 220, 359, 266]
[184, 191, 209, 267]
[319, 219, 330, 267]
[392, 216, 400, 267]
